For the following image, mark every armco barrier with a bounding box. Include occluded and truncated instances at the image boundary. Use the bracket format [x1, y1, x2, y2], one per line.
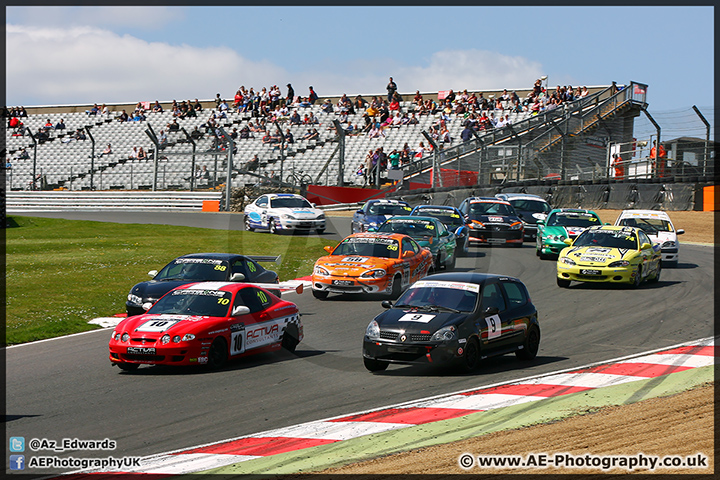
[5, 190, 223, 213]
[390, 182, 702, 211]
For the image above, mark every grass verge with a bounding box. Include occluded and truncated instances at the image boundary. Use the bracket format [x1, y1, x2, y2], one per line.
[5, 216, 336, 345]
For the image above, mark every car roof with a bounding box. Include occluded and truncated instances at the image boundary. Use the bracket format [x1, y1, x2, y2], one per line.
[177, 253, 245, 261]
[348, 232, 408, 241]
[384, 215, 438, 223]
[173, 281, 249, 293]
[587, 225, 638, 233]
[497, 193, 546, 200]
[421, 271, 522, 285]
[468, 197, 511, 205]
[549, 208, 597, 215]
[367, 199, 408, 204]
[618, 209, 672, 220]
[412, 204, 459, 211]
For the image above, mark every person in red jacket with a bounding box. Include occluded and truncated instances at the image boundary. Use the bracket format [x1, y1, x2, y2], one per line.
[612, 153, 625, 180]
[650, 140, 666, 177]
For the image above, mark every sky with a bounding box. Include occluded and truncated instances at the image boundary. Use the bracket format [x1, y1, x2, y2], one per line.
[5, 5, 715, 140]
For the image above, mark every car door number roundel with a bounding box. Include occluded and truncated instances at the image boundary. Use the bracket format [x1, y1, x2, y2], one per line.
[485, 314, 502, 339]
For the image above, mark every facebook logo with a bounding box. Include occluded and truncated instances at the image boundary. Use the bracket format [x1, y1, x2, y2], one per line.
[10, 455, 25, 470]
[9, 437, 25, 452]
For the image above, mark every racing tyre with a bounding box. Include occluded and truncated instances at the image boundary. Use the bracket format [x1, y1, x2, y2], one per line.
[516, 325, 540, 361]
[364, 357, 389, 372]
[446, 252, 456, 270]
[207, 337, 228, 369]
[457, 237, 469, 257]
[649, 263, 661, 283]
[312, 289, 328, 300]
[556, 277, 570, 288]
[459, 337, 480, 372]
[631, 266, 643, 288]
[117, 363, 139, 372]
[281, 325, 299, 352]
[389, 275, 403, 299]
[316, 228, 325, 235]
[244, 216, 254, 232]
[269, 218, 279, 235]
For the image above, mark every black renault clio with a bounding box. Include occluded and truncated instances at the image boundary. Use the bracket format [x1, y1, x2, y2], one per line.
[362, 272, 539, 372]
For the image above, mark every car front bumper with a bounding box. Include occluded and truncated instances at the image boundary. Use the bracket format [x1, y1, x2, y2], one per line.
[279, 218, 325, 231]
[468, 229, 523, 245]
[363, 337, 463, 365]
[109, 341, 206, 367]
[312, 274, 391, 295]
[557, 263, 638, 284]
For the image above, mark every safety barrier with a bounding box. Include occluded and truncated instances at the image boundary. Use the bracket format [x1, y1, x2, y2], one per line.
[5, 190, 223, 213]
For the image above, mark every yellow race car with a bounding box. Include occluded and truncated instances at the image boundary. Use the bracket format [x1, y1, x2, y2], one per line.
[556, 225, 662, 288]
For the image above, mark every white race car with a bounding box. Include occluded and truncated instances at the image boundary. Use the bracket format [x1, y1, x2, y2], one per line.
[614, 209, 684, 266]
[244, 193, 326, 234]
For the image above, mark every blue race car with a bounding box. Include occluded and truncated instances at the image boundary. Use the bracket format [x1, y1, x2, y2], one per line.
[351, 199, 412, 233]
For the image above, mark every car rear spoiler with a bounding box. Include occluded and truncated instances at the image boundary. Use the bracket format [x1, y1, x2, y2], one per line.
[247, 254, 282, 265]
[250, 281, 304, 295]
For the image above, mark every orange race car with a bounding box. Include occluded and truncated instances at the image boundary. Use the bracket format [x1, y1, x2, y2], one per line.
[311, 233, 434, 300]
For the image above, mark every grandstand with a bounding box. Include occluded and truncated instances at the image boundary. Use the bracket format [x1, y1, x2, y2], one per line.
[4, 82, 713, 196]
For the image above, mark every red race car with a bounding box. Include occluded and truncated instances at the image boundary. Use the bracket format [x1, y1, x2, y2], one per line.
[109, 281, 303, 371]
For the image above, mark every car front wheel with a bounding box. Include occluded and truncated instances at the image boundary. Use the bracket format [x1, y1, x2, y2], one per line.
[206, 337, 228, 369]
[459, 337, 480, 372]
[117, 363, 139, 372]
[557, 277, 570, 288]
[269, 218, 279, 234]
[244, 216, 254, 232]
[312, 289, 328, 300]
[364, 357, 389, 372]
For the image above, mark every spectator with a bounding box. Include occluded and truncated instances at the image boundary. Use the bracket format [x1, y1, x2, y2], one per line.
[354, 95, 368, 111]
[368, 122, 385, 138]
[285, 128, 294, 144]
[100, 104, 109, 116]
[116, 110, 129, 122]
[152, 100, 163, 113]
[128, 147, 138, 160]
[86, 103, 100, 116]
[159, 130, 168, 149]
[98, 143, 112, 158]
[389, 149, 401, 169]
[289, 110, 302, 125]
[44, 118, 54, 130]
[612, 153, 624, 180]
[190, 126, 204, 140]
[214, 93, 222, 109]
[239, 125, 251, 139]
[55, 118, 66, 130]
[413, 90, 423, 106]
[388, 93, 401, 112]
[407, 112, 419, 125]
[193, 98, 203, 112]
[285, 83, 295, 105]
[579, 86, 589, 98]
[308, 86, 319, 105]
[15, 148, 30, 160]
[137, 147, 147, 160]
[301, 128, 319, 141]
[386, 77, 397, 103]
[461, 124, 474, 142]
[321, 99, 334, 114]
[168, 119, 180, 131]
[245, 154, 260, 171]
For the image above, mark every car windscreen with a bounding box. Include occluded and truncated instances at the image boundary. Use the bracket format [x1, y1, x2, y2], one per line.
[618, 218, 672, 233]
[510, 199, 551, 214]
[395, 280, 479, 313]
[547, 212, 600, 228]
[412, 208, 464, 226]
[148, 289, 232, 317]
[377, 220, 435, 238]
[468, 202, 514, 216]
[573, 230, 638, 249]
[332, 237, 400, 258]
[271, 197, 312, 209]
[155, 259, 229, 281]
[368, 203, 412, 216]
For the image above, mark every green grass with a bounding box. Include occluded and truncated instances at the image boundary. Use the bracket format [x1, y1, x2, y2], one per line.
[5, 216, 337, 346]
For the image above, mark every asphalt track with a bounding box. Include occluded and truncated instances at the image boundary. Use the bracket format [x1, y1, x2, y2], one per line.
[5, 211, 715, 476]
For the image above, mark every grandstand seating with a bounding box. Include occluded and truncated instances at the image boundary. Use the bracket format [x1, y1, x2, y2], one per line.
[5, 98, 532, 191]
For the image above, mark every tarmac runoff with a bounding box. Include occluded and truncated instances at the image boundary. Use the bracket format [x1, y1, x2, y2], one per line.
[198, 343, 714, 475]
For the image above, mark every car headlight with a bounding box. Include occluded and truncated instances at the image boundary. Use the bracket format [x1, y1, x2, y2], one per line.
[181, 334, 195, 342]
[608, 260, 630, 267]
[365, 320, 380, 339]
[314, 265, 330, 276]
[560, 257, 576, 266]
[430, 325, 456, 342]
[127, 294, 142, 305]
[662, 241, 676, 248]
[121, 333, 129, 342]
[510, 221, 522, 230]
[360, 268, 386, 279]
[284, 214, 296, 220]
[317, 214, 325, 220]
[552, 235, 566, 242]
[111, 330, 118, 340]
[469, 221, 484, 229]
[161, 334, 171, 344]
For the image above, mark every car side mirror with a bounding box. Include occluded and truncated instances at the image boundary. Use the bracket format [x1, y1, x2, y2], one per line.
[563, 238, 573, 245]
[676, 229, 685, 235]
[641, 242, 652, 250]
[403, 250, 414, 258]
[356, 209, 363, 214]
[381, 300, 393, 309]
[440, 230, 449, 237]
[324, 245, 334, 254]
[484, 306, 499, 316]
[148, 270, 158, 277]
[231, 305, 251, 316]
[230, 273, 245, 281]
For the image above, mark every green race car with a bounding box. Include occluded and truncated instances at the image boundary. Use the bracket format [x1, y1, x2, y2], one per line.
[374, 216, 457, 270]
[536, 208, 603, 259]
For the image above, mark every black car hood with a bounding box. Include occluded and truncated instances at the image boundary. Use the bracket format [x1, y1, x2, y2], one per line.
[130, 280, 193, 300]
[376, 308, 468, 333]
